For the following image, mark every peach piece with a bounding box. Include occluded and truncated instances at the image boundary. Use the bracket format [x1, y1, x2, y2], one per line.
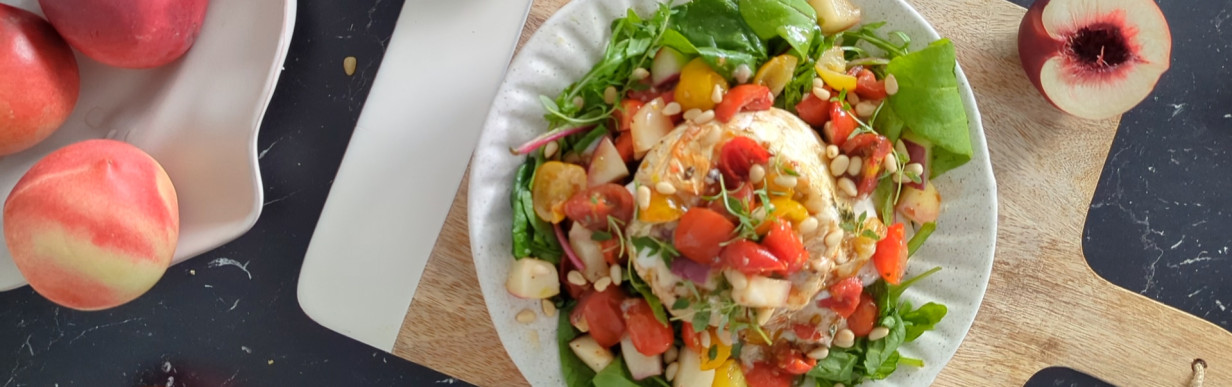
[4, 139, 179, 310]
[38, 0, 210, 69]
[0, 4, 80, 156]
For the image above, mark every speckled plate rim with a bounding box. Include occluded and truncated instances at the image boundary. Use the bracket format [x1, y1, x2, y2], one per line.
[468, 0, 997, 385]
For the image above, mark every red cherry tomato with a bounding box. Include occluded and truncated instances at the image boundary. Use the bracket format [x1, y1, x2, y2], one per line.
[761, 220, 807, 273]
[715, 84, 774, 123]
[826, 102, 857, 147]
[743, 362, 795, 387]
[854, 68, 887, 100]
[707, 182, 755, 224]
[718, 136, 771, 187]
[614, 132, 634, 163]
[563, 184, 635, 232]
[600, 238, 623, 265]
[841, 133, 892, 196]
[847, 293, 879, 337]
[674, 207, 737, 265]
[792, 323, 825, 343]
[622, 298, 673, 356]
[576, 287, 627, 347]
[682, 321, 703, 352]
[771, 343, 816, 375]
[873, 222, 908, 284]
[613, 99, 644, 132]
[721, 239, 786, 275]
[793, 90, 831, 127]
[817, 277, 863, 318]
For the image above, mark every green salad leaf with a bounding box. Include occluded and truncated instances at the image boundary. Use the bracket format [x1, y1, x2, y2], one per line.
[902, 302, 947, 341]
[663, 0, 766, 78]
[594, 357, 671, 387]
[738, 0, 817, 57]
[885, 38, 972, 177]
[511, 155, 562, 263]
[558, 307, 597, 387]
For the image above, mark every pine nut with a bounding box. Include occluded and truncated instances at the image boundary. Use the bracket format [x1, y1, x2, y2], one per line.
[906, 162, 925, 177]
[542, 299, 558, 317]
[609, 265, 623, 286]
[700, 332, 712, 348]
[604, 86, 618, 105]
[665, 362, 679, 382]
[812, 77, 825, 90]
[825, 144, 840, 159]
[895, 139, 908, 157]
[664, 346, 679, 364]
[631, 67, 649, 81]
[829, 155, 850, 177]
[846, 90, 860, 105]
[711, 84, 724, 104]
[702, 126, 722, 146]
[807, 347, 830, 360]
[848, 156, 863, 176]
[734, 64, 753, 84]
[884, 153, 899, 173]
[855, 101, 876, 118]
[572, 96, 585, 109]
[833, 329, 855, 348]
[594, 276, 612, 292]
[838, 177, 858, 197]
[662, 101, 682, 116]
[885, 74, 899, 95]
[516, 309, 536, 324]
[567, 270, 587, 286]
[812, 85, 830, 100]
[683, 108, 702, 121]
[799, 217, 819, 235]
[774, 174, 798, 189]
[656, 181, 677, 195]
[543, 141, 559, 159]
[637, 185, 652, 210]
[825, 229, 844, 249]
[748, 164, 766, 183]
[725, 269, 749, 289]
[693, 110, 715, 125]
[868, 326, 890, 341]
[756, 307, 775, 326]
[804, 195, 826, 214]
[811, 259, 832, 272]
[343, 56, 357, 76]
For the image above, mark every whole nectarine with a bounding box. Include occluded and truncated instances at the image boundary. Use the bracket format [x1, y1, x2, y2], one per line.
[5, 139, 179, 311]
[38, 0, 210, 69]
[0, 4, 79, 156]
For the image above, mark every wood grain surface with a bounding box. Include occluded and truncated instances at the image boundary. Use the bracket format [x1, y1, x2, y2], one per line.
[393, 0, 1232, 385]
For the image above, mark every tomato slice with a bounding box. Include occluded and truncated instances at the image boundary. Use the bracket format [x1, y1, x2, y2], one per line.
[873, 222, 908, 284]
[742, 362, 795, 387]
[817, 277, 863, 318]
[854, 68, 888, 100]
[791, 323, 825, 343]
[847, 293, 879, 337]
[600, 238, 623, 265]
[681, 322, 704, 352]
[614, 132, 634, 163]
[563, 184, 635, 232]
[675, 207, 737, 265]
[771, 343, 816, 375]
[760, 220, 807, 273]
[622, 298, 673, 356]
[841, 133, 892, 196]
[794, 91, 831, 127]
[715, 84, 774, 123]
[613, 99, 644, 132]
[718, 136, 771, 187]
[576, 287, 627, 347]
[826, 102, 857, 148]
[721, 239, 786, 275]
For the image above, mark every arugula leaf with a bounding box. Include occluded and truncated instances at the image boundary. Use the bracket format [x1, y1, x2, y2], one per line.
[631, 236, 679, 264]
[906, 222, 937, 257]
[901, 302, 948, 341]
[781, 34, 834, 111]
[738, 0, 817, 57]
[557, 307, 596, 387]
[885, 39, 972, 177]
[593, 357, 670, 387]
[839, 22, 911, 59]
[664, 0, 766, 78]
[625, 261, 670, 325]
[571, 125, 610, 155]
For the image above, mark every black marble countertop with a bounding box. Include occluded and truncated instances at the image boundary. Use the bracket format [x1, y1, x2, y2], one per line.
[0, 0, 1227, 386]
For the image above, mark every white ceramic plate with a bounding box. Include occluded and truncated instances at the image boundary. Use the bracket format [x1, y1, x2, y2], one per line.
[469, 0, 997, 385]
[0, 0, 296, 291]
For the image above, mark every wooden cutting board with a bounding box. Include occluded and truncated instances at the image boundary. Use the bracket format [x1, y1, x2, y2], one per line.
[392, 0, 1232, 385]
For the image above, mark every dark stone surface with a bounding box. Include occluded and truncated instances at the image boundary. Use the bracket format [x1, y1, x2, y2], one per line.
[0, 0, 1224, 386]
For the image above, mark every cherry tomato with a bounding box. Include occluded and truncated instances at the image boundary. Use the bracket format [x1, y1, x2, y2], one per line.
[841, 133, 893, 196]
[847, 293, 879, 337]
[794, 91, 831, 127]
[600, 238, 623, 265]
[792, 323, 825, 343]
[873, 223, 908, 284]
[742, 362, 794, 387]
[718, 136, 771, 187]
[613, 99, 644, 132]
[817, 277, 863, 318]
[675, 207, 737, 265]
[675, 58, 729, 111]
[854, 68, 888, 100]
[682, 322, 703, 352]
[760, 220, 807, 273]
[576, 287, 627, 347]
[563, 184, 635, 232]
[715, 84, 774, 123]
[531, 161, 588, 223]
[707, 182, 755, 224]
[559, 257, 587, 299]
[622, 298, 673, 356]
[771, 343, 816, 375]
[826, 102, 857, 147]
[614, 132, 634, 163]
[721, 240, 786, 275]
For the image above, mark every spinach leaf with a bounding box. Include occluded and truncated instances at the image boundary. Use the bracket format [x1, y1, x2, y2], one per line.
[665, 0, 766, 78]
[780, 34, 834, 111]
[625, 261, 670, 325]
[593, 357, 670, 387]
[863, 315, 906, 377]
[885, 39, 972, 177]
[521, 155, 563, 264]
[510, 159, 535, 259]
[869, 350, 901, 379]
[808, 347, 859, 383]
[738, 0, 817, 57]
[902, 302, 948, 341]
[558, 307, 596, 387]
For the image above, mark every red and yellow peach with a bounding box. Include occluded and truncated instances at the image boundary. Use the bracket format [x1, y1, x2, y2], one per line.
[38, 0, 210, 69]
[0, 4, 80, 156]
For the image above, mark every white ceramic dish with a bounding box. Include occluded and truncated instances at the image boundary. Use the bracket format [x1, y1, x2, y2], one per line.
[468, 0, 997, 385]
[0, 0, 296, 291]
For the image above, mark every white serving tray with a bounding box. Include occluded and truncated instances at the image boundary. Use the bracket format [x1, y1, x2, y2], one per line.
[296, 0, 534, 351]
[0, 0, 296, 291]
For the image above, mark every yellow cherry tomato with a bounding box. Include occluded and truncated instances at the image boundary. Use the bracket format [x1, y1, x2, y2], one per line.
[638, 190, 685, 223]
[815, 47, 857, 91]
[675, 58, 729, 112]
[698, 331, 732, 371]
[531, 161, 587, 223]
[753, 54, 798, 97]
[756, 197, 808, 234]
[711, 359, 749, 387]
[762, 168, 795, 198]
